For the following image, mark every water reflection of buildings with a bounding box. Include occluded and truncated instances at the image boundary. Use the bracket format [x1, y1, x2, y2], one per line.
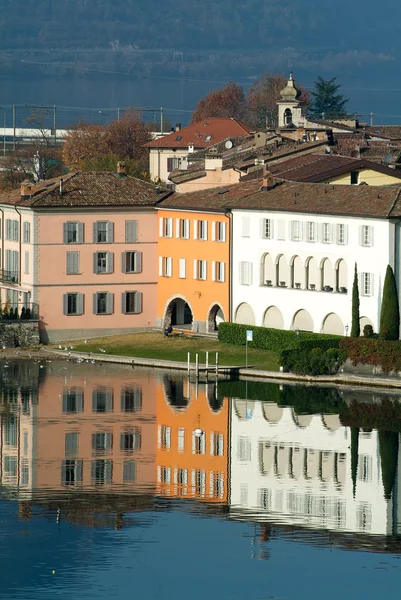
[156, 376, 229, 503]
[0, 361, 157, 501]
[230, 396, 401, 540]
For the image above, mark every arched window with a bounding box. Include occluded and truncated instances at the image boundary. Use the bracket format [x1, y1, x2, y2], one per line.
[260, 253, 275, 286]
[335, 259, 348, 292]
[276, 254, 289, 287]
[284, 108, 293, 126]
[321, 257, 335, 290]
[290, 255, 303, 289]
[305, 257, 319, 290]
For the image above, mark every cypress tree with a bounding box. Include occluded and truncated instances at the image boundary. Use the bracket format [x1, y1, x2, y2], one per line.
[379, 430, 399, 500]
[379, 265, 400, 340]
[351, 263, 360, 338]
[351, 427, 359, 498]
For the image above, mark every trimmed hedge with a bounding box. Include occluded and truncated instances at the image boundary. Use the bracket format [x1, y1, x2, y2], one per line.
[281, 347, 345, 376]
[340, 337, 401, 374]
[218, 322, 341, 353]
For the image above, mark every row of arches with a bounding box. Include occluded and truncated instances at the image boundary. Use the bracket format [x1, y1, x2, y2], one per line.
[163, 297, 225, 333]
[261, 253, 348, 291]
[235, 401, 342, 431]
[235, 303, 374, 335]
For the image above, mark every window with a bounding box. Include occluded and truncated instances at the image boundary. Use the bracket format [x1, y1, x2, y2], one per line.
[62, 388, 84, 413]
[351, 171, 359, 185]
[212, 261, 225, 282]
[291, 220, 300, 241]
[205, 135, 212, 142]
[3, 416, 17, 446]
[66, 251, 80, 275]
[5, 249, 19, 280]
[237, 436, 251, 461]
[262, 218, 272, 239]
[93, 220, 113, 243]
[63, 292, 84, 316]
[356, 502, 372, 532]
[167, 157, 180, 171]
[337, 223, 347, 245]
[176, 468, 188, 490]
[361, 272, 373, 296]
[160, 217, 173, 238]
[176, 218, 190, 239]
[179, 258, 186, 279]
[63, 221, 83, 244]
[91, 459, 113, 485]
[192, 469, 206, 497]
[178, 428, 185, 452]
[62, 460, 83, 486]
[122, 251, 142, 273]
[92, 388, 113, 412]
[121, 387, 142, 412]
[196, 220, 208, 241]
[214, 221, 226, 242]
[158, 466, 172, 484]
[239, 261, 253, 285]
[194, 259, 207, 280]
[21, 460, 29, 486]
[24, 251, 29, 275]
[6, 219, 19, 241]
[123, 460, 137, 482]
[358, 455, 372, 482]
[120, 429, 141, 452]
[322, 222, 331, 243]
[277, 220, 286, 240]
[361, 225, 373, 247]
[159, 256, 172, 277]
[175, 135, 182, 141]
[210, 432, 224, 456]
[258, 488, 272, 510]
[121, 291, 142, 314]
[3, 456, 17, 477]
[209, 472, 224, 499]
[242, 217, 250, 237]
[65, 432, 79, 456]
[192, 431, 206, 454]
[125, 220, 138, 242]
[93, 251, 113, 274]
[92, 432, 113, 454]
[23, 221, 31, 243]
[93, 292, 114, 315]
[307, 221, 316, 242]
[158, 425, 171, 450]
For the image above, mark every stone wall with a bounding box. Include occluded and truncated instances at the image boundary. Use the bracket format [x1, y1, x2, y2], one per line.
[0, 321, 40, 348]
[341, 358, 401, 379]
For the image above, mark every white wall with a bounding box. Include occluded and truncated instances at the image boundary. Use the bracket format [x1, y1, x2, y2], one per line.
[232, 209, 394, 334]
[229, 399, 396, 536]
[149, 148, 190, 182]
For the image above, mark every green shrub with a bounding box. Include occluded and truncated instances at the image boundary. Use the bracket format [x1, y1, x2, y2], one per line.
[20, 307, 26, 320]
[340, 337, 401, 373]
[363, 324, 374, 338]
[25, 308, 32, 320]
[281, 347, 345, 376]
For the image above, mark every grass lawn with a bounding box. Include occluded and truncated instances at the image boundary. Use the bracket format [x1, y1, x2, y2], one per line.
[68, 332, 280, 370]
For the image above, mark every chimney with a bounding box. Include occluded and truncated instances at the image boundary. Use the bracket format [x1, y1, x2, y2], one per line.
[20, 181, 34, 200]
[59, 178, 63, 195]
[175, 123, 181, 132]
[117, 161, 126, 177]
[262, 166, 274, 190]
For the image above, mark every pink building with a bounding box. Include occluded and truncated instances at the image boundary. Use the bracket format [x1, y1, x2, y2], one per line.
[0, 167, 170, 342]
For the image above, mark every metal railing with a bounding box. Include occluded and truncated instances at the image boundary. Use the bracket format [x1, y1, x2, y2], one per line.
[0, 270, 19, 284]
[0, 302, 39, 320]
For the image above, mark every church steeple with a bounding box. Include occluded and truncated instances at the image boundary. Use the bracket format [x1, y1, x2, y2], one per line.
[279, 72, 301, 102]
[277, 72, 303, 129]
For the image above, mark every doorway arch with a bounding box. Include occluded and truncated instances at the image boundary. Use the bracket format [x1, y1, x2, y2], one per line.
[235, 302, 255, 325]
[292, 309, 314, 332]
[207, 303, 225, 333]
[164, 296, 193, 328]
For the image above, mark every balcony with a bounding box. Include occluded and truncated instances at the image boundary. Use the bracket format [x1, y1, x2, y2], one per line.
[0, 270, 19, 284]
[0, 302, 39, 320]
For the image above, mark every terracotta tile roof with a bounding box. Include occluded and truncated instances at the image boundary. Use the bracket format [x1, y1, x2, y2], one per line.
[144, 118, 253, 149]
[159, 179, 401, 219]
[0, 172, 170, 208]
[363, 126, 401, 140]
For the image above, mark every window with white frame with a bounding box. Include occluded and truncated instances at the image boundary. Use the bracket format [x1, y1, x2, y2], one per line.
[239, 261, 253, 285]
[361, 225, 373, 247]
[23, 222, 31, 243]
[242, 217, 251, 237]
[307, 221, 316, 242]
[179, 258, 186, 278]
[176, 218, 190, 239]
[337, 223, 347, 245]
[263, 218, 273, 239]
[178, 428, 185, 452]
[211, 220, 227, 242]
[237, 436, 251, 461]
[291, 220, 301, 241]
[194, 259, 207, 280]
[361, 272, 373, 296]
[212, 261, 225, 282]
[322, 222, 331, 243]
[358, 455, 372, 482]
[192, 431, 206, 455]
[209, 472, 224, 499]
[197, 220, 208, 241]
[160, 217, 173, 238]
[159, 256, 172, 277]
[93, 221, 113, 243]
[93, 251, 113, 274]
[158, 425, 171, 450]
[92, 432, 113, 454]
[210, 432, 224, 456]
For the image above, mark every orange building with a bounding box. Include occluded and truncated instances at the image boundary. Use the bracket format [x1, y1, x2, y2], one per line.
[156, 188, 235, 333]
[155, 374, 229, 503]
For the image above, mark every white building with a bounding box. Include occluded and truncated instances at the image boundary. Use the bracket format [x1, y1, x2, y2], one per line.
[229, 396, 401, 537]
[231, 178, 401, 334]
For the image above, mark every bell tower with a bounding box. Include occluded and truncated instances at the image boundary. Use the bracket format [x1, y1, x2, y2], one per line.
[277, 73, 303, 129]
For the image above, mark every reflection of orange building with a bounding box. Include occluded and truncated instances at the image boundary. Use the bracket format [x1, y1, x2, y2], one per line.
[0, 362, 157, 496]
[155, 374, 229, 503]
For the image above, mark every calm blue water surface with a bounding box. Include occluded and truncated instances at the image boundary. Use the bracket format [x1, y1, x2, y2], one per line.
[1, 360, 401, 600]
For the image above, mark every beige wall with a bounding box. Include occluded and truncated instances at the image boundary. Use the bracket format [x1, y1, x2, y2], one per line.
[149, 148, 190, 182]
[326, 169, 401, 186]
[176, 167, 241, 193]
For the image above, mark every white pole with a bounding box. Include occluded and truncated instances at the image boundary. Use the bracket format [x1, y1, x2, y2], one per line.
[195, 353, 199, 379]
[215, 352, 219, 377]
[246, 338, 248, 370]
[206, 351, 209, 370]
[187, 352, 190, 375]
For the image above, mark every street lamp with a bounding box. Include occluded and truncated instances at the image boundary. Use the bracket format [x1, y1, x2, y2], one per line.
[345, 324, 349, 336]
[0, 107, 6, 157]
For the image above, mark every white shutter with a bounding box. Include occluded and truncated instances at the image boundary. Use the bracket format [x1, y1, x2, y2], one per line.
[167, 218, 173, 238]
[184, 219, 190, 239]
[173, 468, 178, 485]
[193, 259, 198, 280]
[167, 257, 172, 277]
[135, 252, 142, 273]
[193, 220, 198, 240]
[370, 273, 374, 296]
[370, 226, 374, 247]
[204, 221, 208, 240]
[159, 256, 163, 276]
[211, 261, 216, 281]
[200, 471, 206, 496]
[344, 225, 349, 245]
[221, 262, 225, 283]
[191, 469, 196, 488]
[200, 433, 205, 454]
[192, 432, 196, 454]
[178, 428, 185, 452]
[157, 465, 161, 482]
[157, 425, 161, 449]
[221, 222, 226, 242]
[218, 434, 224, 456]
[166, 426, 171, 449]
[212, 221, 216, 241]
[176, 218, 180, 238]
[77, 293, 84, 316]
[202, 260, 207, 280]
[210, 432, 215, 456]
[179, 258, 186, 279]
[159, 217, 164, 237]
[209, 472, 214, 497]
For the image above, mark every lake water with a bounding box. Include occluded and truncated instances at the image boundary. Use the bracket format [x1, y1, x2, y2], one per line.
[1, 359, 401, 599]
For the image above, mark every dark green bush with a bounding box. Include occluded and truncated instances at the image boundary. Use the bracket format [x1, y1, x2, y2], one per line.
[281, 347, 345, 376]
[363, 324, 374, 338]
[25, 308, 32, 320]
[20, 307, 26, 320]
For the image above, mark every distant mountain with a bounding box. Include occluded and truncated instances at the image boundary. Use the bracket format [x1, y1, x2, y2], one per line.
[0, 0, 398, 53]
